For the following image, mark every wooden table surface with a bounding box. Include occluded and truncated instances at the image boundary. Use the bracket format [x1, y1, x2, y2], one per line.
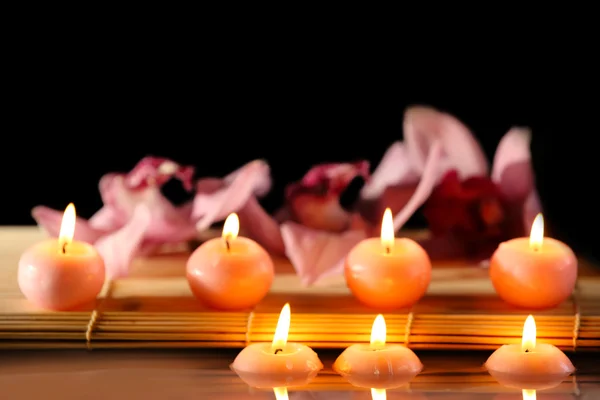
[1, 227, 599, 399]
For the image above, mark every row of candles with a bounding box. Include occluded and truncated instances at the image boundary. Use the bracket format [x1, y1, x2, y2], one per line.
[232, 303, 574, 399]
[18, 203, 578, 312]
[16, 204, 579, 399]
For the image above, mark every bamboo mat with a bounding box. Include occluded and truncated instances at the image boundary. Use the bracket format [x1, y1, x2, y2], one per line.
[1, 227, 599, 351]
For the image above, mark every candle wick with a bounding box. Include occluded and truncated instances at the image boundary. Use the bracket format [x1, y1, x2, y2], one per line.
[525, 349, 530, 353]
[274, 348, 283, 354]
[225, 237, 231, 252]
[61, 242, 67, 254]
[385, 246, 390, 254]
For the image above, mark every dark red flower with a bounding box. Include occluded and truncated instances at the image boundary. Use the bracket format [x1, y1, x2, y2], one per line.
[423, 170, 510, 246]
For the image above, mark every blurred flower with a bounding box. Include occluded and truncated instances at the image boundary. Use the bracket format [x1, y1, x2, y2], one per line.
[278, 106, 541, 284]
[192, 159, 285, 254]
[422, 170, 509, 257]
[32, 157, 197, 278]
[285, 162, 370, 232]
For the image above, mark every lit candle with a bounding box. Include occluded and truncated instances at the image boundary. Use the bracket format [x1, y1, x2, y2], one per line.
[372, 388, 386, 400]
[485, 315, 574, 382]
[273, 387, 287, 400]
[18, 203, 106, 310]
[489, 213, 578, 309]
[231, 303, 323, 387]
[333, 314, 423, 388]
[187, 212, 275, 310]
[344, 208, 432, 309]
[523, 390, 536, 400]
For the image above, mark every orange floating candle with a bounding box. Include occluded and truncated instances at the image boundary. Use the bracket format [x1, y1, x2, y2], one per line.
[231, 303, 323, 387]
[187, 213, 274, 310]
[489, 213, 577, 309]
[18, 203, 105, 311]
[344, 208, 432, 309]
[333, 314, 423, 388]
[485, 315, 574, 381]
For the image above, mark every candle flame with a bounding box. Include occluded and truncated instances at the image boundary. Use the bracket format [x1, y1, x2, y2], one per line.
[58, 203, 76, 253]
[529, 213, 544, 251]
[522, 389, 536, 400]
[381, 208, 394, 252]
[273, 387, 288, 400]
[271, 303, 291, 352]
[521, 315, 536, 352]
[222, 213, 240, 241]
[371, 388, 386, 400]
[370, 314, 386, 350]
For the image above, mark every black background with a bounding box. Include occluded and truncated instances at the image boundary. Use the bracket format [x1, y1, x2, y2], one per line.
[4, 45, 598, 262]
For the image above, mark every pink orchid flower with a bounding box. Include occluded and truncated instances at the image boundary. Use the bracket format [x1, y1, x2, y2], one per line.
[359, 107, 540, 259]
[31, 157, 197, 278]
[192, 159, 286, 254]
[276, 161, 371, 285]
[189, 160, 371, 286]
[275, 106, 539, 285]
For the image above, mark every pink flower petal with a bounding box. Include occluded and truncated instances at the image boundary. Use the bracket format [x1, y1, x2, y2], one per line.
[223, 159, 272, 198]
[360, 141, 420, 200]
[124, 156, 195, 191]
[192, 160, 272, 231]
[141, 192, 197, 243]
[237, 197, 286, 255]
[522, 190, 542, 231]
[94, 157, 196, 231]
[286, 161, 369, 232]
[491, 127, 535, 201]
[88, 206, 122, 232]
[288, 161, 370, 197]
[393, 140, 444, 231]
[31, 206, 105, 243]
[357, 141, 421, 225]
[194, 177, 226, 195]
[289, 193, 354, 232]
[404, 106, 489, 179]
[96, 175, 196, 243]
[281, 222, 366, 286]
[94, 204, 152, 278]
[491, 127, 541, 234]
[97, 173, 120, 205]
[96, 175, 140, 218]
